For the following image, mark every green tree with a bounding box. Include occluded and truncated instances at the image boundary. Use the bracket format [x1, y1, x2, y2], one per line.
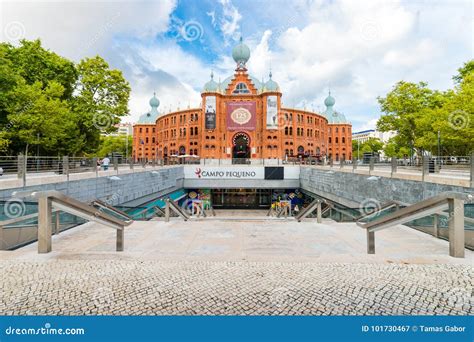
[5, 39, 77, 99]
[72, 56, 131, 153]
[95, 135, 132, 158]
[5, 80, 78, 156]
[383, 137, 410, 158]
[352, 138, 383, 159]
[453, 60, 474, 84]
[377, 81, 445, 156]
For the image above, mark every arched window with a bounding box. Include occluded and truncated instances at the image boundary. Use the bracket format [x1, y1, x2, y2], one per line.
[342, 137, 345, 144]
[284, 127, 289, 135]
[289, 127, 293, 135]
[232, 82, 250, 94]
[329, 137, 332, 143]
[335, 137, 339, 144]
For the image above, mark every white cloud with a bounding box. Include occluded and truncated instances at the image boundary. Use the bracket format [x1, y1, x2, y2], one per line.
[219, 0, 242, 42]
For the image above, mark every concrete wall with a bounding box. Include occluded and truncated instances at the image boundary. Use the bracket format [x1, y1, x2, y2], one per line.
[299, 167, 473, 206]
[0, 167, 184, 206]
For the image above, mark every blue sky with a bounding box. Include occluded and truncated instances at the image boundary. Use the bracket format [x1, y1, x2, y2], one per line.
[1, 0, 472, 131]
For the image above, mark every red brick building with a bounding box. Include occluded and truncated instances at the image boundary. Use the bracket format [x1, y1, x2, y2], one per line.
[133, 38, 351, 162]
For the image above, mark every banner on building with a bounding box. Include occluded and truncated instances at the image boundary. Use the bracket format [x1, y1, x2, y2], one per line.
[226, 101, 256, 130]
[266, 96, 278, 129]
[205, 96, 216, 130]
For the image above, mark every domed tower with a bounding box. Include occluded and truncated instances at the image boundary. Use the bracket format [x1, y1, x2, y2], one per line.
[202, 71, 220, 93]
[324, 90, 352, 162]
[232, 37, 251, 70]
[133, 92, 161, 161]
[138, 92, 161, 123]
[264, 71, 280, 92]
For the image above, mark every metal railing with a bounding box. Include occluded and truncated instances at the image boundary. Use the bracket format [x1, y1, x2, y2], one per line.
[356, 192, 471, 258]
[8, 190, 132, 253]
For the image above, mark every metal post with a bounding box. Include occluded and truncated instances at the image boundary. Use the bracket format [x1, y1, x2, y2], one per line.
[339, 158, 344, 169]
[17, 153, 24, 179]
[329, 158, 333, 167]
[391, 157, 397, 176]
[352, 157, 357, 172]
[38, 197, 52, 253]
[54, 211, 60, 235]
[422, 155, 429, 181]
[116, 228, 124, 252]
[165, 199, 170, 222]
[0, 225, 5, 250]
[369, 157, 374, 175]
[129, 158, 134, 170]
[316, 201, 322, 223]
[92, 157, 97, 175]
[448, 198, 464, 258]
[62, 156, 69, 179]
[367, 230, 375, 254]
[18, 153, 27, 187]
[470, 152, 474, 188]
[433, 214, 439, 238]
[113, 156, 118, 174]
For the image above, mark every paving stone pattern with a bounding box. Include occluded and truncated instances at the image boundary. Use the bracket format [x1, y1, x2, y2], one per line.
[0, 260, 472, 315]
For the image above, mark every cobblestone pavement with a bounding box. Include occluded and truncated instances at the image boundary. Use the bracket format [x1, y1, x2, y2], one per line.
[0, 260, 472, 315]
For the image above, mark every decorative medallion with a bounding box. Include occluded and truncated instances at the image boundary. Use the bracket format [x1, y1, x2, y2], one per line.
[230, 108, 252, 125]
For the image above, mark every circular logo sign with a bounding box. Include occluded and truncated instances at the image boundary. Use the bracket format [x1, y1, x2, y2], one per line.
[231, 108, 252, 125]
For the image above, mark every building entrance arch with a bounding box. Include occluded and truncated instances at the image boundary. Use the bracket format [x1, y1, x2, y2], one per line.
[232, 132, 251, 161]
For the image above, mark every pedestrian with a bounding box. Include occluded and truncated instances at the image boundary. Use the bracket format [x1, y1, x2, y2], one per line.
[101, 156, 110, 171]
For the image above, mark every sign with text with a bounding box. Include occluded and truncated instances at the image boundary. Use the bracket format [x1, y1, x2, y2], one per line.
[186, 166, 264, 179]
[205, 96, 216, 130]
[266, 95, 278, 129]
[184, 165, 300, 180]
[226, 101, 256, 131]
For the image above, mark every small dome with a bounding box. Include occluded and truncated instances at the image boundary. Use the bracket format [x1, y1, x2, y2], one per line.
[149, 93, 160, 108]
[203, 71, 219, 92]
[137, 111, 158, 124]
[264, 71, 280, 92]
[232, 37, 250, 66]
[327, 111, 347, 124]
[324, 91, 335, 107]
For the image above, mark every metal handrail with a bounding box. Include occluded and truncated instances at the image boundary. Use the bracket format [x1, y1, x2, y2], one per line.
[356, 200, 408, 222]
[357, 191, 471, 258]
[91, 199, 132, 221]
[11, 190, 132, 253]
[356, 192, 469, 232]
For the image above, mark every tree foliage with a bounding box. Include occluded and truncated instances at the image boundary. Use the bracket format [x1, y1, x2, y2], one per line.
[95, 135, 133, 158]
[377, 60, 474, 156]
[0, 39, 131, 156]
[352, 138, 383, 159]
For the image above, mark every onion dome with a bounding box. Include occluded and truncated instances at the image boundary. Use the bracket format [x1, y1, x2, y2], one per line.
[232, 37, 250, 67]
[264, 71, 280, 92]
[202, 71, 219, 92]
[324, 91, 335, 107]
[324, 91, 347, 124]
[149, 92, 160, 108]
[137, 92, 160, 124]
